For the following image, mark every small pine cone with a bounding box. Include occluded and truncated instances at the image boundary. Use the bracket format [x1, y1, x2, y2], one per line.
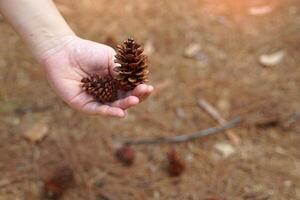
[115, 145, 135, 166]
[167, 149, 185, 176]
[43, 166, 74, 199]
[114, 37, 149, 91]
[81, 74, 118, 103]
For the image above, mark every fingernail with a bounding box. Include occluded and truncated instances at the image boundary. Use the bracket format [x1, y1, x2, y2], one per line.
[148, 85, 154, 91]
[132, 96, 139, 104]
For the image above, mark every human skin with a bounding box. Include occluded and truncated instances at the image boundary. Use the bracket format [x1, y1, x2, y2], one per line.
[0, 0, 153, 117]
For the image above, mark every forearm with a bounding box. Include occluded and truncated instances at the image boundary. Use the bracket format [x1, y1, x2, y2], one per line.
[0, 0, 75, 60]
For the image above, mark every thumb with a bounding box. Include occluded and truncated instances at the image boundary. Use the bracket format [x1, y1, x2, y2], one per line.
[107, 46, 119, 78]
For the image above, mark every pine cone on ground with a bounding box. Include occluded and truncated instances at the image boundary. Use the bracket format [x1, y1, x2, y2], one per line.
[167, 149, 186, 176]
[81, 74, 118, 103]
[115, 145, 135, 166]
[43, 166, 74, 199]
[114, 38, 149, 91]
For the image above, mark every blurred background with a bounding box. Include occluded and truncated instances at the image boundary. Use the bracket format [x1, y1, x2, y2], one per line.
[0, 0, 300, 199]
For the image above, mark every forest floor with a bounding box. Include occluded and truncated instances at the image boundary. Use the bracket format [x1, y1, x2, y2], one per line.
[0, 0, 299, 199]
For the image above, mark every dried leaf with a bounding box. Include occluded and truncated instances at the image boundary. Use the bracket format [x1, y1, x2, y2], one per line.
[184, 43, 201, 58]
[214, 142, 235, 158]
[23, 122, 49, 143]
[248, 6, 273, 16]
[143, 40, 155, 55]
[259, 51, 285, 67]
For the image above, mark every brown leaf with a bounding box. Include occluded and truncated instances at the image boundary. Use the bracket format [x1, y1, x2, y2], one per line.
[143, 40, 155, 55]
[23, 122, 49, 143]
[184, 43, 201, 58]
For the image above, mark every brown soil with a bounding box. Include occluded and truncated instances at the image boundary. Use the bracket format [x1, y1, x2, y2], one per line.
[0, 0, 299, 199]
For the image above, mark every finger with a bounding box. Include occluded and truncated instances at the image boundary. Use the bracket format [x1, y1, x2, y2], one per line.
[131, 84, 154, 101]
[82, 102, 125, 117]
[110, 96, 139, 110]
[131, 84, 147, 97]
[144, 85, 154, 100]
[69, 92, 94, 108]
[96, 105, 125, 117]
[108, 47, 119, 77]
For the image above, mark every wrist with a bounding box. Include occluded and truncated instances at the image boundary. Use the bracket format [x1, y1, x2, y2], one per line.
[21, 7, 76, 60]
[35, 33, 77, 63]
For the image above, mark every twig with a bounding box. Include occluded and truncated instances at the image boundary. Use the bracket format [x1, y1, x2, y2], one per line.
[198, 98, 241, 145]
[120, 117, 241, 145]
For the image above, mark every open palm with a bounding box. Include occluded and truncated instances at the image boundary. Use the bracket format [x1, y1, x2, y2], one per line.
[41, 36, 153, 117]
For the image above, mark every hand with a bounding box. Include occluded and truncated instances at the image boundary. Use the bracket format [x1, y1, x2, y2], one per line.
[41, 36, 153, 117]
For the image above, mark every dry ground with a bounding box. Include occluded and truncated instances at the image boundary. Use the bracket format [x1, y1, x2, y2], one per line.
[0, 0, 300, 199]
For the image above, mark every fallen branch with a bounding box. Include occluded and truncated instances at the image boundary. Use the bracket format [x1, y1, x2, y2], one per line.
[198, 98, 241, 145]
[120, 117, 241, 145]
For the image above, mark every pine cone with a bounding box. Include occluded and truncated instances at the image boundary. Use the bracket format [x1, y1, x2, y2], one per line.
[115, 145, 135, 166]
[81, 74, 118, 103]
[114, 38, 149, 91]
[43, 166, 74, 199]
[167, 149, 185, 176]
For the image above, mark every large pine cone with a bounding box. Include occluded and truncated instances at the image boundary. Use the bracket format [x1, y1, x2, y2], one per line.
[81, 74, 118, 103]
[114, 38, 149, 91]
